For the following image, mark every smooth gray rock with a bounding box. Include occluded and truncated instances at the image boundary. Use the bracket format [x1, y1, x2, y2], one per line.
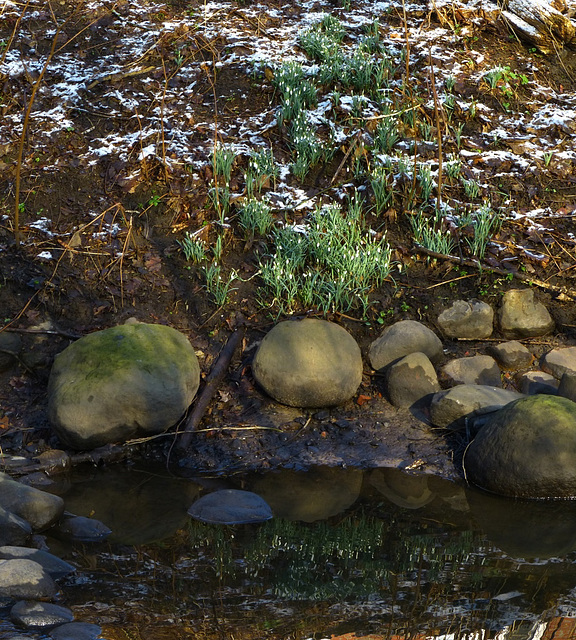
[252, 319, 362, 408]
[464, 395, 576, 498]
[0, 332, 21, 371]
[385, 352, 440, 408]
[50, 515, 111, 543]
[0, 546, 75, 578]
[499, 289, 554, 338]
[188, 490, 273, 525]
[487, 340, 533, 370]
[558, 372, 576, 402]
[0, 506, 32, 546]
[430, 384, 524, 429]
[49, 622, 102, 640]
[0, 473, 64, 531]
[441, 355, 501, 387]
[517, 370, 558, 395]
[11, 601, 73, 629]
[0, 559, 57, 599]
[48, 323, 200, 450]
[541, 346, 576, 379]
[369, 320, 443, 371]
[437, 299, 494, 339]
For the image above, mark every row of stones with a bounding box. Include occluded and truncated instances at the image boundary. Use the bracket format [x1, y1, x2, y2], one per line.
[44, 289, 568, 451]
[0, 472, 106, 638]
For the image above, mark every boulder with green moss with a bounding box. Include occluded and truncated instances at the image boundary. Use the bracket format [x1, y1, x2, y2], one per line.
[48, 323, 200, 450]
[464, 395, 576, 498]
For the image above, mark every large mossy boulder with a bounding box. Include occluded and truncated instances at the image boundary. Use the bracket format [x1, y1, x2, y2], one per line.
[464, 395, 576, 498]
[48, 323, 200, 450]
[252, 318, 362, 408]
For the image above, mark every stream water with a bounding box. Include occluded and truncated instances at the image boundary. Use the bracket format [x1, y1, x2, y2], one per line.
[5, 465, 576, 640]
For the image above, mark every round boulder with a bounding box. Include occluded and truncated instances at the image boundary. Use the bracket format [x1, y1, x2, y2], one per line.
[48, 323, 200, 449]
[464, 395, 576, 498]
[368, 320, 443, 371]
[252, 319, 362, 408]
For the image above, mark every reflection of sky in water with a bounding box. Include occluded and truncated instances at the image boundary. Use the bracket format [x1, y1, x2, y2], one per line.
[54, 465, 576, 639]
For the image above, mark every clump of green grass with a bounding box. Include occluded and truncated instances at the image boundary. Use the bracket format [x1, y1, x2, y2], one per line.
[238, 197, 275, 239]
[203, 263, 237, 307]
[258, 196, 392, 316]
[274, 62, 317, 125]
[179, 233, 206, 263]
[410, 209, 455, 256]
[246, 148, 278, 195]
[461, 202, 501, 260]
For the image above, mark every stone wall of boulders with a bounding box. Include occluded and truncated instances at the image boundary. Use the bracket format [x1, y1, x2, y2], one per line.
[36, 288, 576, 498]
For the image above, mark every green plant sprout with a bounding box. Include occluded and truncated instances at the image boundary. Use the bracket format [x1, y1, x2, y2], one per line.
[246, 148, 278, 195]
[179, 233, 206, 263]
[445, 154, 462, 179]
[410, 210, 455, 256]
[238, 198, 274, 238]
[203, 263, 237, 307]
[370, 166, 394, 214]
[462, 177, 480, 199]
[463, 202, 501, 260]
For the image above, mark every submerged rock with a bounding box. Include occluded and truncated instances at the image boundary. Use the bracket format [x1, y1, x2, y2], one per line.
[0, 559, 57, 599]
[49, 622, 103, 640]
[61, 467, 199, 545]
[10, 601, 74, 629]
[48, 323, 200, 449]
[0, 507, 32, 546]
[464, 395, 576, 498]
[252, 318, 362, 408]
[370, 468, 434, 509]
[369, 320, 443, 371]
[188, 490, 273, 525]
[50, 514, 112, 543]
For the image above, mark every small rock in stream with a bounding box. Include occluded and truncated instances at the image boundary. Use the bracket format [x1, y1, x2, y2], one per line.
[0, 506, 32, 546]
[188, 489, 273, 524]
[49, 621, 103, 640]
[50, 514, 112, 543]
[0, 546, 75, 578]
[0, 559, 57, 599]
[10, 601, 74, 629]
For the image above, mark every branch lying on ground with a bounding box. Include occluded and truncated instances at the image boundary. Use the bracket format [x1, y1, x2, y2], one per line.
[178, 328, 245, 451]
[415, 244, 576, 301]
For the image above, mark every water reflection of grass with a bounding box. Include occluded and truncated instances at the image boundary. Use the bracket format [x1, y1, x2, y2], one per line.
[187, 514, 479, 601]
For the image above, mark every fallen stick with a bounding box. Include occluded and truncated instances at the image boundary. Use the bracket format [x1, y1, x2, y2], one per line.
[178, 328, 245, 451]
[414, 245, 576, 301]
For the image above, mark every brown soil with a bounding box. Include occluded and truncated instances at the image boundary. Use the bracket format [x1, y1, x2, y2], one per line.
[1, 0, 576, 481]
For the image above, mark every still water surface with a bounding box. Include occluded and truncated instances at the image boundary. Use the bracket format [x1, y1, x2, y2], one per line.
[16, 465, 576, 639]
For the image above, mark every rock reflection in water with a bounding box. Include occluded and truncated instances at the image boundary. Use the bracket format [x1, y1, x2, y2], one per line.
[56, 465, 576, 640]
[467, 488, 576, 559]
[250, 467, 362, 521]
[60, 466, 200, 544]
